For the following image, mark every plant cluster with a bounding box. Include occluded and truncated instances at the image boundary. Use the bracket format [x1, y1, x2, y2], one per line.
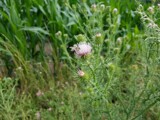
[0, 0, 160, 119]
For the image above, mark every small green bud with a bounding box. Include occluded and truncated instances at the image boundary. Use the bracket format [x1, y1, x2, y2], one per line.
[131, 64, 139, 70]
[113, 8, 118, 14]
[55, 31, 62, 37]
[75, 34, 87, 42]
[126, 44, 131, 50]
[116, 37, 122, 45]
[78, 70, 85, 77]
[107, 62, 115, 71]
[114, 48, 120, 54]
[72, 4, 76, 10]
[78, 70, 89, 80]
[95, 33, 103, 44]
[92, 101, 99, 107]
[139, 4, 143, 9]
[100, 4, 105, 11]
[148, 6, 154, 14]
[63, 34, 68, 39]
[91, 4, 97, 12]
[86, 87, 94, 94]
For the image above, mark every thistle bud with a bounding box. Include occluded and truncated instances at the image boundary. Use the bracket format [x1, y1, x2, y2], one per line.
[61, 101, 64, 105]
[139, 4, 143, 9]
[148, 6, 154, 14]
[107, 62, 115, 71]
[95, 33, 103, 44]
[63, 34, 68, 39]
[35, 112, 41, 120]
[72, 4, 76, 10]
[48, 108, 52, 111]
[78, 70, 85, 77]
[75, 34, 87, 42]
[148, 23, 157, 28]
[116, 37, 122, 45]
[36, 90, 44, 97]
[55, 31, 62, 37]
[126, 44, 131, 50]
[77, 70, 89, 80]
[113, 8, 118, 14]
[95, 33, 102, 38]
[91, 4, 97, 12]
[16, 67, 23, 71]
[114, 48, 120, 54]
[131, 64, 138, 70]
[100, 4, 105, 11]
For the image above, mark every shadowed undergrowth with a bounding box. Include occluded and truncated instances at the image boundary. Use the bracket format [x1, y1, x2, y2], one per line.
[0, 0, 160, 120]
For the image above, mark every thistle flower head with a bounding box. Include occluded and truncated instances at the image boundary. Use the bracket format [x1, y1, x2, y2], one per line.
[48, 107, 52, 111]
[95, 33, 103, 44]
[95, 33, 102, 38]
[113, 8, 118, 14]
[100, 4, 105, 10]
[148, 23, 157, 28]
[35, 111, 41, 120]
[116, 37, 122, 45]
[148, 6, 154, 14]
[55, 31, 62, 37]
[91, 4, 97, 12]
[78, 70, 85, 77]
[75, 34, 87, 42]
[36, 90, 44, 97]
[71, 42, 92, 57]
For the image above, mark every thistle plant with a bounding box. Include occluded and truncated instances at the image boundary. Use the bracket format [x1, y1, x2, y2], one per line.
[68, 3, 124, 118]
[67, 2, 160, 119]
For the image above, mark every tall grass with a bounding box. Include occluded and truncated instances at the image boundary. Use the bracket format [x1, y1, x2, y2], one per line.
[0, 0, 160, 119]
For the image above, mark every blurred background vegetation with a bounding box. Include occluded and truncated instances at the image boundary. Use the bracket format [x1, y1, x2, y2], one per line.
[0, 0, 160, 119]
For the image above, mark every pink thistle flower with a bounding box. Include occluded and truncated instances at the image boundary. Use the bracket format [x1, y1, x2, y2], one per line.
[35, 111, 41, 120]
[48, 107, 52, 111]
[36, 90, 44, 97]
[78, 70, 85, 77]
[70, 42, 92, 57]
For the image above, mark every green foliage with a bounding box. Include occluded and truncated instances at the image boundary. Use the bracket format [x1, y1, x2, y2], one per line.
[0, 78, 36, 120]
[0, 0, 160, 119]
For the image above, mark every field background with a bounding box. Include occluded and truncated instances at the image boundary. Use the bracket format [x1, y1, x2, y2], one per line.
[0, 0, 160, 120]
